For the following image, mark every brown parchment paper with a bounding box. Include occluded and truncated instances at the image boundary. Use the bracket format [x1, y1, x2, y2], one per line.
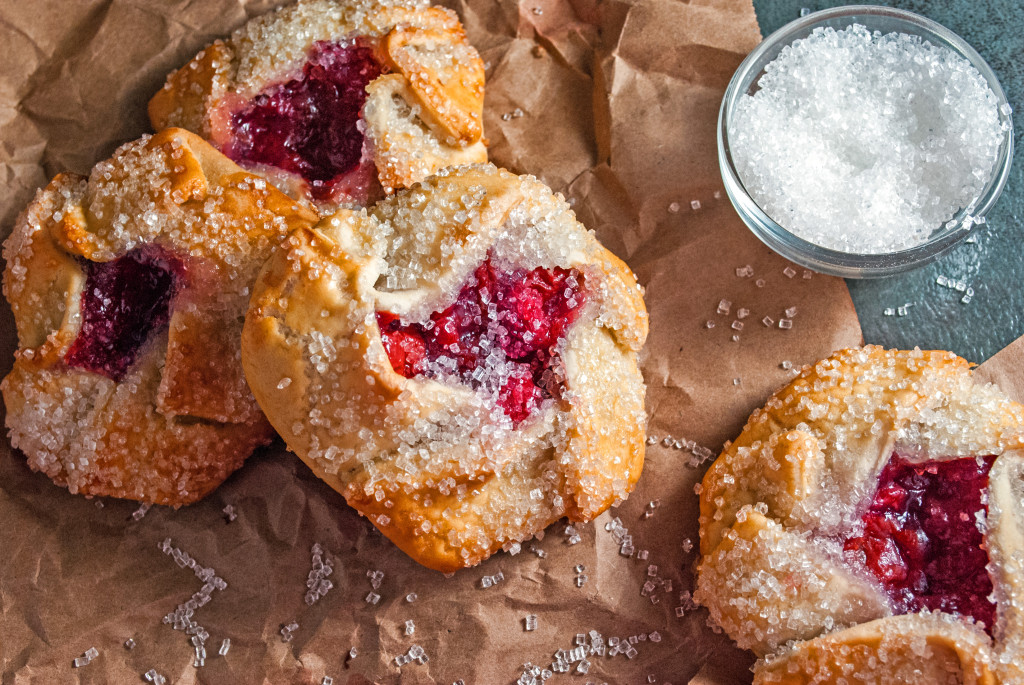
[0, 1, 864, 683]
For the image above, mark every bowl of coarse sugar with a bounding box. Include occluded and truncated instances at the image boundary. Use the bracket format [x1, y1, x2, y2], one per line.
[719, 5, 1013, 278]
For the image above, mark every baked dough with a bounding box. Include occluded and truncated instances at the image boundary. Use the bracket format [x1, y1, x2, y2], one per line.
[2, 128, 317, 505]
[241, 163, 648, 571]
[149, 0, 487, 210]
[694, 346, 1024, 684]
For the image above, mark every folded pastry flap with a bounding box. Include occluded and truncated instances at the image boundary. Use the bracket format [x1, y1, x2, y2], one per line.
[561, 320, 645, 520]
[753, 615, 999, 685]
[697, 511, 889, 656]
[384, 23, 485, 145]
[6, 197, 85, 355]
[987, 449, 1024, 649]
[158, 303, 261, 424]
[343, 417, 566, 573]
[147, 41, 234, 136]
[700, 429, 826, 557]
[368, 169, 519, 318]
[363, 74, 489, 193]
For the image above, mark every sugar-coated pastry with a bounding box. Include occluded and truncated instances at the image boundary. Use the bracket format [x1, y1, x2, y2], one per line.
[241, 164, 648, 571]
[2, 128, 318, 505]
[694, 346, 1024, 684]
[149, 0, 487, 211]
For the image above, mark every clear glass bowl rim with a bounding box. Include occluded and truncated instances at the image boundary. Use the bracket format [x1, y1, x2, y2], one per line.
[718, 4, 1015, 278]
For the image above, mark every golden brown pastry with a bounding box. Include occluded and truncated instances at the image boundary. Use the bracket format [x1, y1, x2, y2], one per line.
[149, 0, 487, 211]
[241, 164, 648, 571]
[2, 128, 318, 505]
[694, 346, 1024, 684]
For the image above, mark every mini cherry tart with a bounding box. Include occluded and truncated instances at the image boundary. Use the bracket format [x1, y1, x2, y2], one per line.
[696, 346, 1024, 684]
[242, 164, 649, 572]
[1, 129, 317, 506]
[148, 0, 488, 209]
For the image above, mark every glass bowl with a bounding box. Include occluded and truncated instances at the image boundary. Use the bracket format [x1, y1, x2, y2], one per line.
[718, 5, 1014, 278]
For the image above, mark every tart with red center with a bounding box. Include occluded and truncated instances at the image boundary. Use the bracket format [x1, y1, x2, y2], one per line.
[148, 0, 487, 211]
[241, 164, 649, 571]
[1, 129, 317, 505]
[695, 346, 1024, 684]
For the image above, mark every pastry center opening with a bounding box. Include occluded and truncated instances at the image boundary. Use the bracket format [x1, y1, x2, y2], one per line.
[65, 246, 184, 381]
[228, 40, 383, 202]
[843, 452, 997, 632]
[376, 258, 586, 424]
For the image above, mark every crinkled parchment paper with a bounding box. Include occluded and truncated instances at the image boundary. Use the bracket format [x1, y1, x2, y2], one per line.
[0, 1, 864, 682]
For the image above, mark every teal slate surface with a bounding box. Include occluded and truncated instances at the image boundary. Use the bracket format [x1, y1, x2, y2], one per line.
[750, 0, 1024, 364]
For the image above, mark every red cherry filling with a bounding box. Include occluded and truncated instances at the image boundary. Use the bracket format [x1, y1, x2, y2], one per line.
[376, 259, 586, 424]
[843, 453, 997, 632]
[65, 247, 184, 381]
[228, 41, 383, 203]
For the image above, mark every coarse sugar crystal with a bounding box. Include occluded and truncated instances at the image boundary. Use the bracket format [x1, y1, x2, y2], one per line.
[730, 24, 1006, 253]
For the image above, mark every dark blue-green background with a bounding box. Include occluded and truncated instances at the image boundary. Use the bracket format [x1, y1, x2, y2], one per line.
[751, 1, 1024, 364]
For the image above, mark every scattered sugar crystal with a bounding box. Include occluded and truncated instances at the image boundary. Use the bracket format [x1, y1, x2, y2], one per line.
[884, 307, 896, 316]
[405, 620, 415, 636]
[366, 592, 381, 604]
[668, 201, 680, 213]
[525, 614, 538, 631]
[936, 275, 949, 287]
[778, 319, 793, 329]
[762, 315, 774, 327]
[730, 25, 1006, 253]
[705, 320, 715, 329]
[755, 278, 766, 287]
[783, 267, 796, 278]
[803, 270, 813, 279]
[799, 7, 810, 16]
[222, 504, 237, 522]
[322, 677, 333, 685]
[731, 320, 743, 331]
[281, 622, 298, 642]
[124, 638, 136, 650]
[717, 299, 731, 315]
[144, 669, 166, 684]
[736, 307, 749, 319]
[406, 593, 417, 603]
[784, 306, 798, 318]
[219, 639, 230, 656]
[575, 574, 588, 587]
[349, 647, 358, 659]
[735, 265, 754, 278]
[132, 503, 151, 521]
[638, 549, 649, 560]
[731, 335, 740, 342]
[690, 200, 701, 210]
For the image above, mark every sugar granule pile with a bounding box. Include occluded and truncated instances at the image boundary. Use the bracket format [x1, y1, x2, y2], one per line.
[729, 24, 1007, 253]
